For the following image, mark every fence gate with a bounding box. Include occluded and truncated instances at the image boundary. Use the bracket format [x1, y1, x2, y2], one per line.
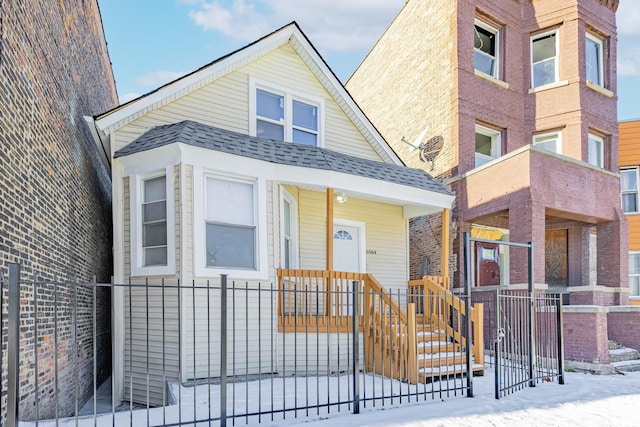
[463, 233, 564, 399]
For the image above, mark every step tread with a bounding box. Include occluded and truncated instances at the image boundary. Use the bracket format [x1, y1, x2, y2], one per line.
[418, 351, 465, 361]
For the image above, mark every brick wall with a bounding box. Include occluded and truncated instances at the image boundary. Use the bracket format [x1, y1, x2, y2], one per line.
[563, 307, 610, 364]
[0, 0, 117, 420]
[607, 307, 640, 351]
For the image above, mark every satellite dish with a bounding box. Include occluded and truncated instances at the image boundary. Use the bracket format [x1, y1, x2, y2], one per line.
[420, 135, 444, 165]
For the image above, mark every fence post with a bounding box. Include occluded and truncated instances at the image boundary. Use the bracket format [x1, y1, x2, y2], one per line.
[351, 280, 360, 415]
[494, 288, 501, 400]
[220, 274, 228, 427]
[556, 295, 565, 385]
[528, 242, 535, 387]
[463, 232, 473, 397]
[7, 263, 21, 427]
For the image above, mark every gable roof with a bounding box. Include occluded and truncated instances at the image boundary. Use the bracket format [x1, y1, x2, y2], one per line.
[89, 22, 403, 167]
[115, 120, 452, 196]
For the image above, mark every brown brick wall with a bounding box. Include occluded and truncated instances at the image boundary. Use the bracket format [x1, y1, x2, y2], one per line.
[0, 0, 117, 419]
[563, 309, 610, 363]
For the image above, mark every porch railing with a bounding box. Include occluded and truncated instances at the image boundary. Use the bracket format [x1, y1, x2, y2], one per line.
[408, 276, 485, 368]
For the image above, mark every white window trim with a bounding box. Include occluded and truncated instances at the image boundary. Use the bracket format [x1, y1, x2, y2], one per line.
[249, 77, 325, 148]
[621, 167, 640, 214]
[130, 166, 176, 276]
[475, 124, 501, 167]
[474, 19, 500, 80]
[531, 29, 559, 89]
[585, 32, 604, 87]
[533, 131, 562, 155]
[333, 218, 366, 273]
[193, 166, 268, 279]
[630, 251, 640, 298]
[280, 187, 299, 269]
[588, 133, 605, 168]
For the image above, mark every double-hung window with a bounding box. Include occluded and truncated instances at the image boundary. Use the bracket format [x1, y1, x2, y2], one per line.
[585, 33, 604, 87]
[621, 167, 639, 213]
[475, 125, 501, 167]
[474, 20, 499, 78]
[280, 189, 298, 269]
[205, 176, 256, 269]
[142, 175, 168, 266]
[588, 133, 604, 168]
[531, 31, 558, 88]
[533, 131, 561, 154]
[630, 252, 640, 297]
[253, 82, 321, 146]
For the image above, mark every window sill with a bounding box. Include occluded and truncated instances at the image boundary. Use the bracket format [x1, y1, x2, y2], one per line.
[528, 80, 569, 94]
[474, 69, 509, 89]
[586, 81, 614, 98]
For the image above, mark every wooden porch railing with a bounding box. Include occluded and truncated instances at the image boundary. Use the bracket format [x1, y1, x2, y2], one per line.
[408, 276, 485, 368]
[276, 269, 484, 383]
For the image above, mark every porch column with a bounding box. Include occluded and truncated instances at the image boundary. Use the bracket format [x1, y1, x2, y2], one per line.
[508, 197, 545, 285]
[595, 209, 628, 305]
[326, 188, 334, 270]
[441, 208, 450, 283]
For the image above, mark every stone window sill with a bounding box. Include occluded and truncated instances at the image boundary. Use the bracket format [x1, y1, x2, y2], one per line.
[474, 69, 509, 89]
[528, 80, 569, 94]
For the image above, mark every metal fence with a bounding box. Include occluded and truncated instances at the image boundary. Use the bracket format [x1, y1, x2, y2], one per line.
[1, 264, 475, 427]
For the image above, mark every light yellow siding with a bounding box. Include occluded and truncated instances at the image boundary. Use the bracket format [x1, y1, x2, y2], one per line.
[112, 45, 383, 162]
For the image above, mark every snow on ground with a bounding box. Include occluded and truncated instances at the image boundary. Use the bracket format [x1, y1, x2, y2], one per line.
[24, 368, 640, 427]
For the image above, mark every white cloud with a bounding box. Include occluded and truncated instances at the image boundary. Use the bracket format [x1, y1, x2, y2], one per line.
[119, 92, 142, 104]
[186, 0, 405, 52]
[135, 70, 187, 87]
[617, 0, 640, 36]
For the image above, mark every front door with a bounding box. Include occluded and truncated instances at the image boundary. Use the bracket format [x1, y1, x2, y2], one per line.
[545, 229, 568, 286]
[333, 223, 362, 273]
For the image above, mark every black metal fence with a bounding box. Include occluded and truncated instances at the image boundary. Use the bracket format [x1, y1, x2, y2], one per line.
[1, 264, 475, 427]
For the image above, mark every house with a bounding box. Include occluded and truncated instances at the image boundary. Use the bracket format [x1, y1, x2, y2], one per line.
[0, 0, 117, 419]
[86, 23, 479, 405]
[347, 0, 638, 368]
[619, 119, 640, 306]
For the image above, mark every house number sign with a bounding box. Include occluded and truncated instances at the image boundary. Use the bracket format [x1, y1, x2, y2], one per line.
[366, 250, 377, 255]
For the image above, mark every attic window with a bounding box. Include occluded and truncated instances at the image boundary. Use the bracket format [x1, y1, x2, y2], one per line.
[251, 79, 323, 147]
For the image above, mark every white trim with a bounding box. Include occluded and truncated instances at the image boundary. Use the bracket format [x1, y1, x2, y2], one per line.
[333, 218, 366, 273]
[249, 77, 325, 147]
[531, 29, 559, 88]
[193, 166, 269, 280]
[474, 19, 500, 79]
[621, 167, 640, 214]
[533, 130, 562, 155]
[94, 23, 403, 166]
[587, 133, 604, 168]
[130, 166, 176, 276]
[280, 187, 299, 269]
[474, 124, 501, 168]
[585, 32, 604, 87]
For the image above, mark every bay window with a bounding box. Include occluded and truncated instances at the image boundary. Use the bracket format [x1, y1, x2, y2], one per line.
[531, 31, 558, 88]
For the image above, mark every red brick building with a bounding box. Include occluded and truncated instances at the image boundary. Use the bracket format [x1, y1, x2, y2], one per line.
[0, 0, 117, 419]
[347, 0, 626, 305]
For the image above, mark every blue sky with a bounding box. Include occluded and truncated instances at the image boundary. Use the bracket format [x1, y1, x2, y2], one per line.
[99, 0, 640, 121]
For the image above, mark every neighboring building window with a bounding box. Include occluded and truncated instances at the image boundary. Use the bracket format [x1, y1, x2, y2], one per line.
[142, 175, 168, 266]
[621, 167, 639, 213]
[205, 176, 256, 269]
[585, 33, 604, 86]
[475, 125, 501, 167]
[281, 189, 298, 269]
[533, 131, 561, 154]
[254, 84, 321, 146]
[474, 20, 499, 78]
[629, 252, 640, 297]
[531, 31, 558, 88]
[588, 133, 604, 168]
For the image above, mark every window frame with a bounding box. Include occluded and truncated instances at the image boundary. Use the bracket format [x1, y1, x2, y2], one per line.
[474, 19, 500, 79]
[530, 29, 559, 88]
[621, 167, 640, 214]
[533, 131, 562, 155]
[587, 133, 605, 168]
[629, 251, 640, 298]
[585, 32, 604, 87]
[193, 166, 268, 279]
[280, 187, 299, 269]
[250, 78, 325, 148]
[474, 124, 502, 168]
[130, 167, 176, 276]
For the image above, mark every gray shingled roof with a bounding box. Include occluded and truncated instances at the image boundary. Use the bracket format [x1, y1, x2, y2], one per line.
[114, 120, 452, 195]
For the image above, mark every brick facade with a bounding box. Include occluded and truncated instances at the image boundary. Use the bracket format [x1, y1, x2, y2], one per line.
[0, 0, 117, 419]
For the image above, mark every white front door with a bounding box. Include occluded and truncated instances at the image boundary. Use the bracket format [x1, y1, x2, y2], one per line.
[333, 224, 362, 273]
